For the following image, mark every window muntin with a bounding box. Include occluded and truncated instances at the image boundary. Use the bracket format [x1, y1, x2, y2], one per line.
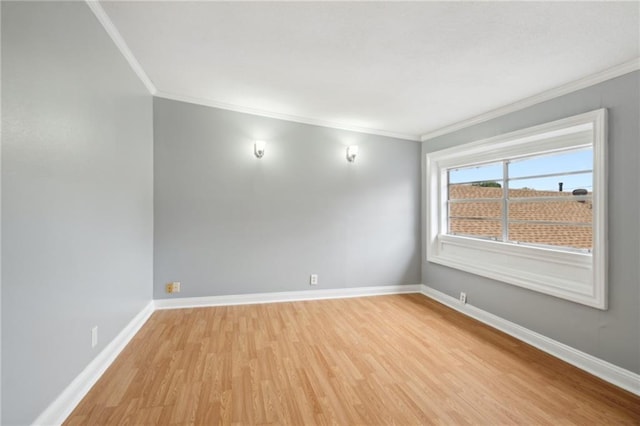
[448, 162, 503, 184]
[509, 149, 592, 178]
[508, 172, 592, 193]
[446, 147, 593, 252]
[448, 201, 503, 239]
[508, 200, 591, 223]
[448, 183, 503, 199]
[508, 223, 592, 250]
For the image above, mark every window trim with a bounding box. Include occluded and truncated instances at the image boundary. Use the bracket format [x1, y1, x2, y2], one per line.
[426, 109, 607, 309]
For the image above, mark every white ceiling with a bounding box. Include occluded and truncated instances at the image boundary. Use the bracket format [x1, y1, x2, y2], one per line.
[100, 1, 639, 140]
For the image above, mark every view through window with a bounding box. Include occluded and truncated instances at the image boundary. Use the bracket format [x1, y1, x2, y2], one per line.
[447, 148, 593, 251]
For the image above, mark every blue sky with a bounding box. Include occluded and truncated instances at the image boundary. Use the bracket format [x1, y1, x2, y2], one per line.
[449, 149, 592, 192]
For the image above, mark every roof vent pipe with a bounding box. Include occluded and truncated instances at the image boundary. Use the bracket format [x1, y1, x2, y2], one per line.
[573, 188, 588, 203]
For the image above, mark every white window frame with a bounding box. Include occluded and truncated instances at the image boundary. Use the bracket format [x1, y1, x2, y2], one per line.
[426, 109, 607, 309]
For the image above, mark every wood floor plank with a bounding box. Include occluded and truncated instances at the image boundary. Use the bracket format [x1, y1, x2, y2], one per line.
[64, 294, 640, 425]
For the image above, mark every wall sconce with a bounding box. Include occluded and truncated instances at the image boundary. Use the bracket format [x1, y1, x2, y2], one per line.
[254, 140, 266, 158]
[346, 145, 359, 163]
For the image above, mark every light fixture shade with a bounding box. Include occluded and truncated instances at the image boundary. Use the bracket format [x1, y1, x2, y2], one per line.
[346, 145, 359, 162]
[254, 140, 266, 158]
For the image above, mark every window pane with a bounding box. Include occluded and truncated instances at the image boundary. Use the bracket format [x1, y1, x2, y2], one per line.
[509, 149, 592, 179]
[449, 201, 503, 239]
[449, 200, 503, 220]
[449, 183, 503, 200]
[509, 200, 592, 224]
[508, 223, 592, 250]
[449, 162, 503, 185]
[509, 172, 592, 194]
[450, 219, 502, 239]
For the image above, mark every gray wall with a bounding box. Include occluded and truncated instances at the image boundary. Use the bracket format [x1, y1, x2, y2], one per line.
[422, 71, 640, 374]
[2, 2, 153, 424]
[0, 3, 3, 421]
[154, 98, 421, 299]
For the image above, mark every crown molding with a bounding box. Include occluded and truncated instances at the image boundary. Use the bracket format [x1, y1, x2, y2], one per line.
[421, 58, 640, 142]
[85, 0, 157, 95]
[85, 0, 636, 145]
[79, 2, 419, 142]
[154, 91, 421, 141]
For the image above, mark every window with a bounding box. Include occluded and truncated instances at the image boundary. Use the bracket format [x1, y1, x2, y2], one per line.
[426, 109, 607, 309]
[448, 148, 593, 251]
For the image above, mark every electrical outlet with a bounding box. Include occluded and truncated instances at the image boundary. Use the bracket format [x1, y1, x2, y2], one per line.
[166, 281, 181, 294]
[459, 292, 467, 304]
[310, 274, 318, 285]
[91, 326, 98, 348]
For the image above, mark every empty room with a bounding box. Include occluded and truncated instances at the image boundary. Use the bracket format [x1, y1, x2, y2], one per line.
[2, 1, 640, 424]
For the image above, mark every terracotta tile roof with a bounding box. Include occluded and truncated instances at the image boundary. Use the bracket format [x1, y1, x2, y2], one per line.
[449, 185, 592, 249]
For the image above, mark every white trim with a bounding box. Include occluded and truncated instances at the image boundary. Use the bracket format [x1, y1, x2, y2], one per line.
[85, 0, 419, 141]
[425, 109, 607, 309]
[154, 284, 422, 310]
[77, 3, 640, 144]
[31, 286, 419, 424]
[421, 58, 640, 141]
[30, 285, 640, 425]
[421, 285, 640, 397]
[85, 0, 157, 95]
[32, 302, 155, 426]
[154, 91, 420, 142]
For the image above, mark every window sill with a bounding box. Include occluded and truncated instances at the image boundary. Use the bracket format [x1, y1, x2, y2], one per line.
[427, 234, 604, 309]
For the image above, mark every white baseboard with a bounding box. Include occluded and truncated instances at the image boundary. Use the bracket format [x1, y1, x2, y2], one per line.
[32, 283, 639, 426]
[31, 285, 419, 425]
[420, 285, 640, 396]
[32, 301, 155, 426]
[154, 284, 423, 310]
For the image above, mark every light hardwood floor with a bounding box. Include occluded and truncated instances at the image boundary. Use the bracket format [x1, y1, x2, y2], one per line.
[65, 294, 640, 425]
